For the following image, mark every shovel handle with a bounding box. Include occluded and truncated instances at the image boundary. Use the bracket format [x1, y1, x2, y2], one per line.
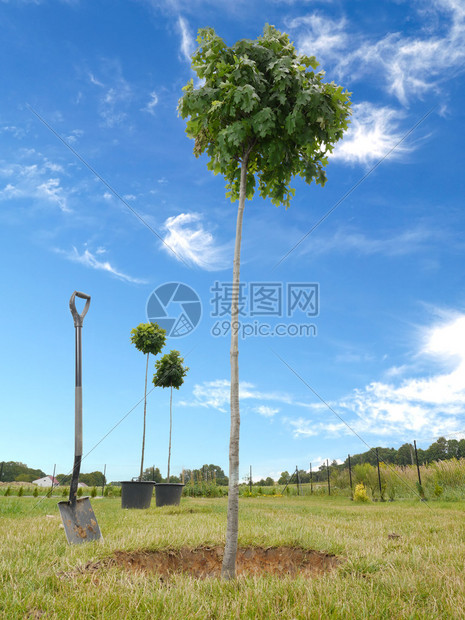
[69, 291, 91, 327]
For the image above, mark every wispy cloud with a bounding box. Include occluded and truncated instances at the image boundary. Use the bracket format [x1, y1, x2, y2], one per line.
[301, 225, 442, 258]
[331, 102, 410, 165]
[161, 212, 231, 271]
[256, 405, 279, 418]
[56, 246, 147, 284]
[88, 62, 133, 127]
[291, 1, 465, 105]
[181, 378, 312, 413]
[36, 178, 69, 212]
[143, 91, 159, 115]
[178, 16, 195, 63]
[288, 14, 348, 65]
[0, 158, 71, 213]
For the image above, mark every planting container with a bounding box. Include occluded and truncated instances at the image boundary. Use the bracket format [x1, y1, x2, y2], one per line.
[155, 483, 184, 507]
[121, 481, 154, 509]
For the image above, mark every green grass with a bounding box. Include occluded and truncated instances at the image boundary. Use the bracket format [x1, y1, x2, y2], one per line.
[1, 495, 465, 618]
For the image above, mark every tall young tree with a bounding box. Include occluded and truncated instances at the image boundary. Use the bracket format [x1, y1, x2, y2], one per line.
[130, 322, 166, 481]
[179, 24, 351, 578]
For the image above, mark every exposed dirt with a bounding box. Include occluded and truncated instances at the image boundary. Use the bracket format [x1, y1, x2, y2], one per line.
[104, 546, 340, 579]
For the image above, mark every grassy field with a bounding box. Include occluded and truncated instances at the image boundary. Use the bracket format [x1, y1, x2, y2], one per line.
[1, 495, 465, 619]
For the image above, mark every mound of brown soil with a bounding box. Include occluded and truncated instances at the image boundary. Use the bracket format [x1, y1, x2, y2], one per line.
[106, 546, 339, 579]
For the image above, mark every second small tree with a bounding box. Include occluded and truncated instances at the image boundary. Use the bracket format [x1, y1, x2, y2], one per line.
[152, 350, 189, 482]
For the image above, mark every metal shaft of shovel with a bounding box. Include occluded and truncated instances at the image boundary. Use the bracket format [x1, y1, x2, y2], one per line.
[58, 291, 102, 544]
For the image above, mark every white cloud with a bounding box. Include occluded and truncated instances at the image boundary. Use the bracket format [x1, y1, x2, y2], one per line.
[256, 405, 279, 418]
[37, 178, 69, 212]
[291, 2, 465, 105]
[331, 103, 410, 165]
[284, 313, 465, 442]
[178, 16, 195, 63]
[88, 62, 133, 127]
[303, 225, 440, 258]
[0, 159, 72, 212]
[1, 125, 26, 139]
[88, 72, 104, 87]
[143, 91, 159, 115]
[161, 212, 231, 271]
[288, 14, 348, 65]
[57, 246, 147, 284]
[65, 129, 83, 144]
[182, 378, 310, 412]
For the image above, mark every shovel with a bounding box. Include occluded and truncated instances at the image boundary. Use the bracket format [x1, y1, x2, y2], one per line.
[58, 291, 102, 544]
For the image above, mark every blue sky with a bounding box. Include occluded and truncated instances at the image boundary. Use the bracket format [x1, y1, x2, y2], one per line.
[1, 0, 464, 483]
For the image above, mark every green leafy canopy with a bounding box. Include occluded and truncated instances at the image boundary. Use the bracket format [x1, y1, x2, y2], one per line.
[130, 322, 166, 357]
[178, 24, 352, 207]
[153, 350, 189, 390]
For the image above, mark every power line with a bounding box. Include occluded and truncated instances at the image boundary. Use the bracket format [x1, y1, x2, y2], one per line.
[272, 104, 438, 270]
[271, 347, 434, 508]
[26, 105, 191, 268]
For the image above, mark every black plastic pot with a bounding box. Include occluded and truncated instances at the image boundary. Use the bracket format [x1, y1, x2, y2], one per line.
[121, 481, 154, 509]
[155, 483, 184, 507]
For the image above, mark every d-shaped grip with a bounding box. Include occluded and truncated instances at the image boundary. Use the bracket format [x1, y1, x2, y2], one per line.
[69, 291, 91, 327]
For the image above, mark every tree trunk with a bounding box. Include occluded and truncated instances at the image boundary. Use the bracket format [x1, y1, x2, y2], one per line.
[167, 385, 173, 482]
[221, 151, 249, 579]
[139, 353, 149, 481]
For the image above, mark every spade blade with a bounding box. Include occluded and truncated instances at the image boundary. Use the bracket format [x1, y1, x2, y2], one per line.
[58, 497, 102, 544]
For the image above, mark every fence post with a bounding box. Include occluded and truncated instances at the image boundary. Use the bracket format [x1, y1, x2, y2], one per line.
[376, 448, 384, 501]
[348, 454, 353, 499]
[310, 462, 313, 494]
[296, 466, 300, 496]
[249, 465, 252, 494]
[48, 464, 56, 498]
[102, 464, 106, 496]
[414, 440, 422, 486]
[326, 460, 331, 496]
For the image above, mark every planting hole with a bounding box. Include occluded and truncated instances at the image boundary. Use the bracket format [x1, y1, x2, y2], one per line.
[103, 546, 339, 579]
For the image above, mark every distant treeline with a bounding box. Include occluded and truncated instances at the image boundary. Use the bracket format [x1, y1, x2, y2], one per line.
[0, 461, 46, 483]
[3, 438, 460, 487]
[0, 461, 106, 486]
[139, 464, 229, 486]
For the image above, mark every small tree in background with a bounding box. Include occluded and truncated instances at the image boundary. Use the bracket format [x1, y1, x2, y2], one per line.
[130, 322, 166, 481]
[179, 24, 351, 578]
[152, 350, 189, 482]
